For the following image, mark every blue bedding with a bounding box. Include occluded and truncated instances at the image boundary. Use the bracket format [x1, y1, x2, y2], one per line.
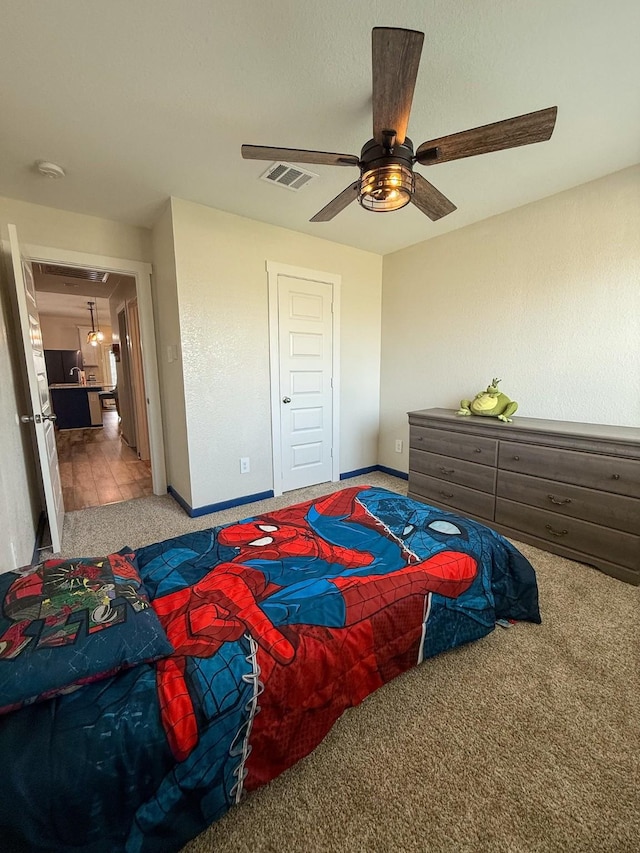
[0, 486, 540, 852]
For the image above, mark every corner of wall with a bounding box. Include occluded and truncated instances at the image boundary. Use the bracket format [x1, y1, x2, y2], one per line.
[150, 203, 192, 505]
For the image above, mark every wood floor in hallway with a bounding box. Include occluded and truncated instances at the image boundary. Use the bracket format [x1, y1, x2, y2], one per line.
[57, 410, 153, 511]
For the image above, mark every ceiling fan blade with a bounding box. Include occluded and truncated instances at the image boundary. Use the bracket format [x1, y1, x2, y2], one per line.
[242, 144, 359, 168]
[372, 27, 424, 146]
[411, 173, 457, 221]
[415, 106, 558, 165]
[310, 181, 359, 222]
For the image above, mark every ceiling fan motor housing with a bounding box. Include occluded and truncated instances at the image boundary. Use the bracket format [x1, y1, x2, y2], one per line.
[358, 138, 415, 212]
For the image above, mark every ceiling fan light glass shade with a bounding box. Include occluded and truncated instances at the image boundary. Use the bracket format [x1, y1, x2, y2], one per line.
[358, 164, 413, 212]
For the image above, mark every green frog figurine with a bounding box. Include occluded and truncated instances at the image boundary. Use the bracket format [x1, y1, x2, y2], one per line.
[457, 378, 518, 423]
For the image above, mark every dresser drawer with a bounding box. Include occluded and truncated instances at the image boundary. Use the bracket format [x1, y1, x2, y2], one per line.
[496, 498, 640, 571]
[410, 448, 496, 494]
[409, 472, 495, 520]
[410, 425, 497, 466]
[498, 442, 640, 499]
[497, 470, 640, 535]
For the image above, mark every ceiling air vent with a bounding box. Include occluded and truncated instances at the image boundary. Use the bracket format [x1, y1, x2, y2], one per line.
[38, 263, 109, 283]
[260, 162, 318, 192]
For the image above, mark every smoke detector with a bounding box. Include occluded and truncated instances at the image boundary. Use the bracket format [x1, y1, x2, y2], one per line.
[36, 161, 66, 179]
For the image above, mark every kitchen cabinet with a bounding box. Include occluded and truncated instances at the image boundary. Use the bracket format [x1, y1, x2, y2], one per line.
[78, 326, 100, 366]
[50, 386, 103, 429]
[87, 390, 103, 426]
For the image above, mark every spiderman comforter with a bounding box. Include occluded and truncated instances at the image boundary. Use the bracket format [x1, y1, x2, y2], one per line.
[0, 486, 540, 852]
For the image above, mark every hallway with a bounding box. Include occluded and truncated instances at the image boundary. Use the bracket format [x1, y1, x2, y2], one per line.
[57, 410, 153, 510]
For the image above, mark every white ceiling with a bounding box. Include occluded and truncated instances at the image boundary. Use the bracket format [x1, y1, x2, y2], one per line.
[33, 267, 133, 322]
[0, 0, 638, 255]
[35, 290, 112, 325]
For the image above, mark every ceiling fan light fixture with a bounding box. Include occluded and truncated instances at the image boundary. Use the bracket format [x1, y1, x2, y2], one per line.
[241, 27, 557, 224]
[358, 163, 414, 212]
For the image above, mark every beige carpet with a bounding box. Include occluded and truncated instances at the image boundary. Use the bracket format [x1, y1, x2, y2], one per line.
[59, 474, 640, 853]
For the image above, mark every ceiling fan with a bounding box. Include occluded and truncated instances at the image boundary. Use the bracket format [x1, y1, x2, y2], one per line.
[242, 27, 557, 223]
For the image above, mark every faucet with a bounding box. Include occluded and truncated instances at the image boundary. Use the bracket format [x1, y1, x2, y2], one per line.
[69, 367, 82, 383]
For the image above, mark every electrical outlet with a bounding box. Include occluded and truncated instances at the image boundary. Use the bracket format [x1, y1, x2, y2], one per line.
[240, 457, 250, 474]
[395, 439, 403, 453]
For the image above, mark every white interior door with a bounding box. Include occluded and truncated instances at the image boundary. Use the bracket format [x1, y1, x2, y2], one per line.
[8, 224, 65, 552]
[278, 275, 334, 492]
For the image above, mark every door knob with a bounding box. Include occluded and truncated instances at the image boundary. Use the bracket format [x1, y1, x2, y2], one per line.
[282, 396, 291, 404]
[20, 413, 57, 423]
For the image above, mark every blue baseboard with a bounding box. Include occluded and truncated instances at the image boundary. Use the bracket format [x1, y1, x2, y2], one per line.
[376, 465, 409, 481]
[168, 485, 275, 518]
[339, 465, 379, 480]
[31, 511, 47, 564]
[169, 466, 408, 518]
[167, 485, 192, 515]
[340, 464, 408, 481]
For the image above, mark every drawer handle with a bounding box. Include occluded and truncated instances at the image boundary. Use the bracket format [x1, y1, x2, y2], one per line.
[612, 473, 620, 480]
[545, 524, 568, 537]
[513, 455, 520, 461]
[474, 448, 482, 453]
[417, 436, 423, 441]
[548, 494, 571, 506]
[440, 490, 454, 499]
[439, 466, 455, 475]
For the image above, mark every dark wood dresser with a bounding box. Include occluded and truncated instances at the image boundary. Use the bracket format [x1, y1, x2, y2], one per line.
[408, 408, 640, 585]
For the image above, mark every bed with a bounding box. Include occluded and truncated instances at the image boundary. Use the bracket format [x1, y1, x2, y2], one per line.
[0, 485, 540, 852]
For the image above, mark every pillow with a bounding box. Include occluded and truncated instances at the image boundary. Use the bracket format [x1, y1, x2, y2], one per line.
[0, 549, 173, 714]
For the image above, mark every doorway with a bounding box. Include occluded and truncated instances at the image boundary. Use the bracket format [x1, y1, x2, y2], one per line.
[267, 261, 341, 496]
[21, 239, 166, 505]
[32, 262, 155, 510]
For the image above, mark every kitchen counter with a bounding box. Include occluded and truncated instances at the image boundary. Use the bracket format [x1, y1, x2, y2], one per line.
[49, 383, 104, 390]
[49, 385, 104, 429]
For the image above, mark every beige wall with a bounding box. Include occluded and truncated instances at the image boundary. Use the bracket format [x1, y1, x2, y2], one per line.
[150, 202, 192, 504]
[40, 315, 81, 351]
[41, 315, 114, 353]
[169, 198, 383, 510]
[0, 196, 151, 261]
[378, 166, 640, 471]
[0, 196, 152, 569]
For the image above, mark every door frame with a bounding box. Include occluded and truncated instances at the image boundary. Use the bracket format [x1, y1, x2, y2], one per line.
[266, 260, 341, 497]
[127, 297, 151, 461]
[22, 242, 167, 495]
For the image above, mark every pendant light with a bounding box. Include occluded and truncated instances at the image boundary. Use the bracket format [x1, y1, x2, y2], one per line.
[86, 301, 104, 347]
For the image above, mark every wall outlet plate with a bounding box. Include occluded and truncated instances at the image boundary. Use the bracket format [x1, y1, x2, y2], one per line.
[240, 457, 250, 474]
[395, 439, 403, 453]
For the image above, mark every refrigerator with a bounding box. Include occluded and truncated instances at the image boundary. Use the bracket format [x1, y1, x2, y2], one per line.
[44, 349, 83, 384]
